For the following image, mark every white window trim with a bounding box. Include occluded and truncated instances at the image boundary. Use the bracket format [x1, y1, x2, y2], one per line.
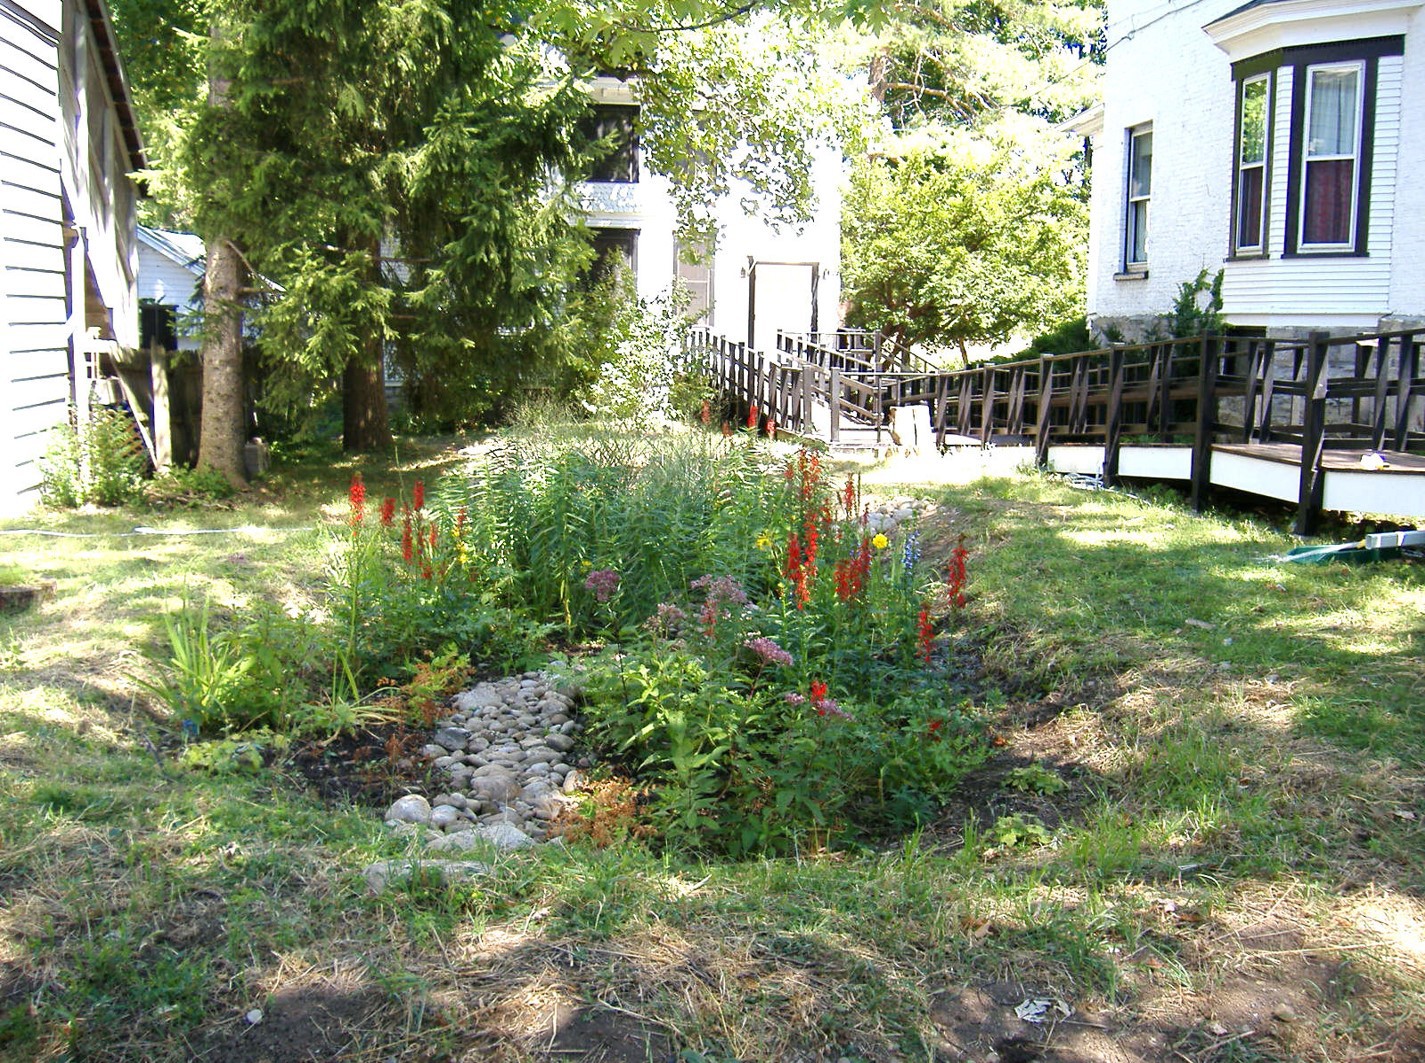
[1296, 59, 1364, 253]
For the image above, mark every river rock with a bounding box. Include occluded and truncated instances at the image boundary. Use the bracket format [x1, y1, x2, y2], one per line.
[363, 859, 490, 894]
[385, 794, 432, 825]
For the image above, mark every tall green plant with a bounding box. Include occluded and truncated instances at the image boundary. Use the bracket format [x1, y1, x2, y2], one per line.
[38, 407, 147, 508]
[132, 598, 255, 733]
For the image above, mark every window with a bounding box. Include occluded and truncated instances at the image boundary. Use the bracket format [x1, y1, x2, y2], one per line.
[580, 228, 639, 290]
[579, 106, 639, 184]
[1298, 62, 1362, 249]
[1233, 73, 1271, 253]
[675, 242, 713, 323]
[1238, 36, 1406, 258]
[1124, 126, 1151, 268]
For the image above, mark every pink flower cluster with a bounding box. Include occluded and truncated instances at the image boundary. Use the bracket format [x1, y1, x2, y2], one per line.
[690, 574, 749, 635]
[584, 568, 621, 603]
[743, 636, 793, 668]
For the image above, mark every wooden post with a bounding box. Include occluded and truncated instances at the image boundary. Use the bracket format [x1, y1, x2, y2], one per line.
[1295, 332, 1329, 535]
[1256, 340, 1278, 442]
[1394, 334, 1419, 451]
[149, 342, 172, 472]
[829, 366, 841, 444]
[1370, 334, 1393, 449]
[1158, 342, 1174, 442]
[1190, 332, 1219, 512]
[979, 366, 994, 443]
[1034, 356, 1053, 467]
[934, 375, 950, 449]
[1104, 348, 1126, 487]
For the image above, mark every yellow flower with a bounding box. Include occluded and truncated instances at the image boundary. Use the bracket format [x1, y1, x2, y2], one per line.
[580, 560, 593, 570]
[755, 533, 773, 551]
[872, 533, 890, 550]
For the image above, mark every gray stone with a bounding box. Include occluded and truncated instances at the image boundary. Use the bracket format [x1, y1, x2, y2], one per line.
[426, 831, 484, 853]
[433, 726, 471, 751]
[363, 859, 490, 893]
[561, 769, 584, 794]
[384, 794, 432, 825]
[477, 823, 534, 851]
[545, 732, 575, 753]
[468, 767, 519, 803]
[429, 805, 462, 830]
[421, 744, 447, 758]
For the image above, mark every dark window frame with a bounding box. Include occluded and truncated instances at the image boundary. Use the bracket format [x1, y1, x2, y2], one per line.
[580, 104, 640, 184]
[1233, 36, 1402, 260]
[1229, 69, 1274, 258]
[1123, 124, 1152, 270]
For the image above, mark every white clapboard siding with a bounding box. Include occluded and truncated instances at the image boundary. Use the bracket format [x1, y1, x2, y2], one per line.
[2, 0, 69, 512]
[0, 0, 68, 512]
[136, 240, 202, 307]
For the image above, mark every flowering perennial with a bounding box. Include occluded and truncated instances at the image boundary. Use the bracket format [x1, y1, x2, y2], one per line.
[743, 636, 793, 669]
[584, 568, 621, 603]
[691, 574, 749, 635]
[917, 607, 935, 665]
[902, 531, 921, 574]
[348, 473, 366, 530]
[947, 535, 970, 609]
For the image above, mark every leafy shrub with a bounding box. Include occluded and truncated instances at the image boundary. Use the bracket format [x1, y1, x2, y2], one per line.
[144, 465, 237, 507]
[38, 406, 147, 507]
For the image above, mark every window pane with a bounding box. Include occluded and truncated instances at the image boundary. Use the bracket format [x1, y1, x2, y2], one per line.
[1240, 78, 1267, 164]
[1128, 200, 1148, 263]
[1237, 166, 1264, 248]
[1307, 68, 1358, 157]
[1130, 131, 1152, 197]
[1302, 158, 1354, 244]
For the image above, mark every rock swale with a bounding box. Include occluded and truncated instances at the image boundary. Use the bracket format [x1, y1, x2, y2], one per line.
[379, 671, 585, 855]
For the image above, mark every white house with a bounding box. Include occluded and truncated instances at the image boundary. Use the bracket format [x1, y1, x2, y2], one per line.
[136, 225, 203, 352]
[577, 76, 842, 354]
[0, 0, 143, 512]
[1080, 0, 1425, 338]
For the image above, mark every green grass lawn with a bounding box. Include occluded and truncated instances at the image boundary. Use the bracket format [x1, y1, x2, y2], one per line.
[1, 440, 1421, 1062]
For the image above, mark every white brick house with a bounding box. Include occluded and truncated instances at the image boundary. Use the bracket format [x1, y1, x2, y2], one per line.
[577, 75, 842, 353]
[1080, 0, 1425, 337]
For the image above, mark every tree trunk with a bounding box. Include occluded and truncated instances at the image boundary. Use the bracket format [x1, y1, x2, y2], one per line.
[341, 237, 392, 452]
[197, 237, 248, 486]
[343, 357, 391, 452]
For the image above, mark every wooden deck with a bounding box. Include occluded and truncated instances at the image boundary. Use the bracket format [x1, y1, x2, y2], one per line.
[690, 326, 1425, 532]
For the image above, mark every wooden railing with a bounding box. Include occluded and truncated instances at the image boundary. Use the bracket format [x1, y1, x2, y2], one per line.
[689, 326, 1424, 531]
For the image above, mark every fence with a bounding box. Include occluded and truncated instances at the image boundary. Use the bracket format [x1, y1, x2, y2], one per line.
[689, 326, 1424, 531]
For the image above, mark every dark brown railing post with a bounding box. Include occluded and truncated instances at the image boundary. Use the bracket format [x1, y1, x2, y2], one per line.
[1295, 332, 1330, 535]
[1104, 348, 1126, 487]
[1190, 331, 1219, 512]
[1395, 333, 1419, 451]
[1034, 356, 1053, 467]
[979, 365, 994, 444]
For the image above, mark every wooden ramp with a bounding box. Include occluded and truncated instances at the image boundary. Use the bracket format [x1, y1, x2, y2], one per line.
[690, 326, 1425, 532]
